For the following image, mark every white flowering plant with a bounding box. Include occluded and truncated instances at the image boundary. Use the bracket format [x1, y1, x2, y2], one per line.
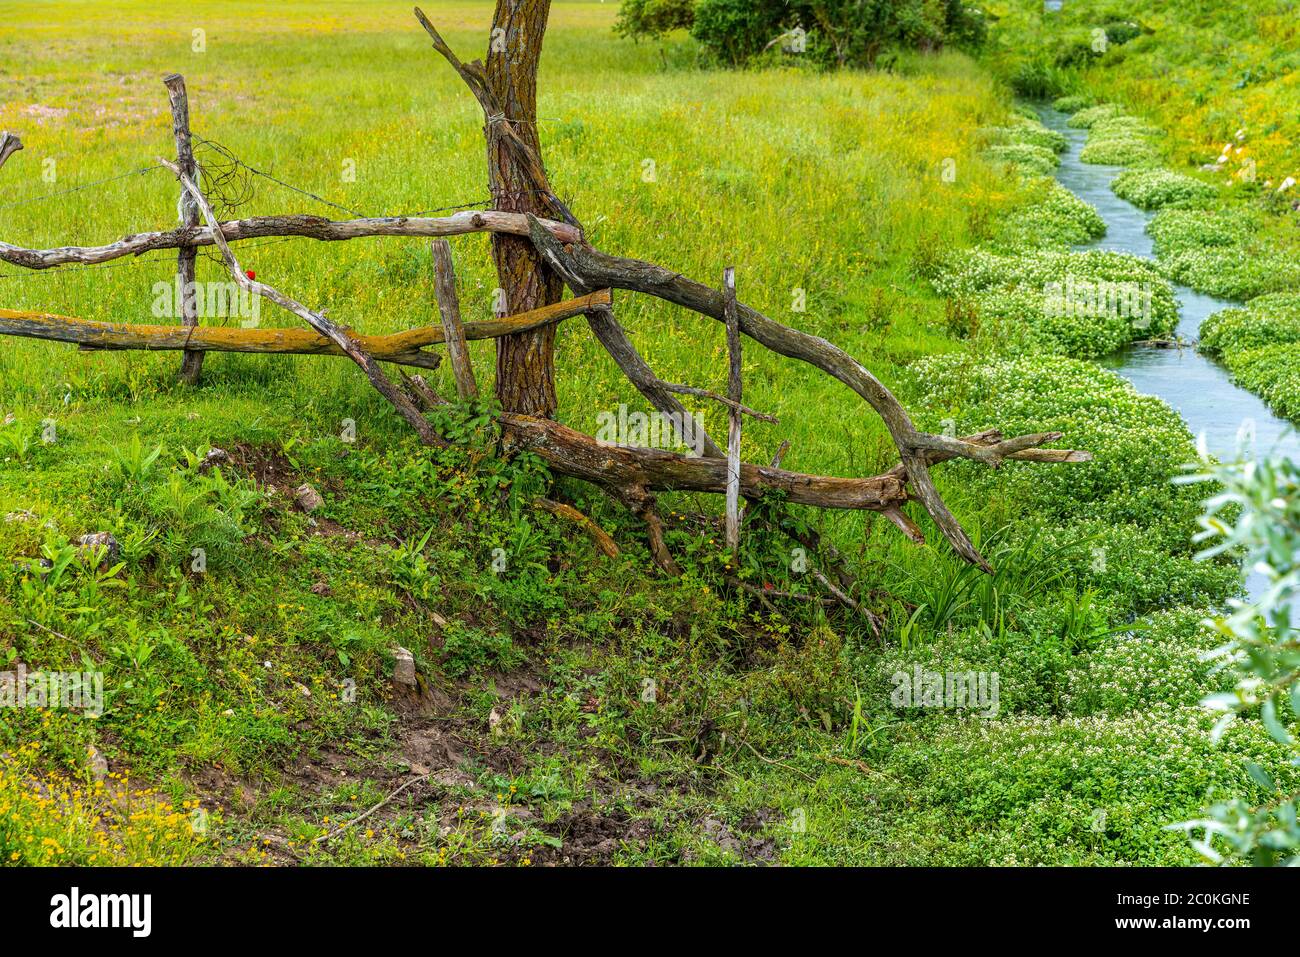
[1111, 167, 1217, 210]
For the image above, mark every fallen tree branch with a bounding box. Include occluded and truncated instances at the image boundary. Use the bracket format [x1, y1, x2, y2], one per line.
[311, 773, 432, 844]
[501, 414, 1078, 514]
[431, 239, 478, 399]
[0, 290, 610, 367]
[0, 209, 583, 271]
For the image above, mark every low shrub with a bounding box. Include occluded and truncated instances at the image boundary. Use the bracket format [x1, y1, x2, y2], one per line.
[984, 115, 1068, 153]
[1079, 133, 1161, 166]
[1148, 210, 1300, 300]
[877, 708, 1297, 865]
[1063, 607, 1223, 717]
[1067, 103, 1123, 129]
[1218, 344, 1300, 422]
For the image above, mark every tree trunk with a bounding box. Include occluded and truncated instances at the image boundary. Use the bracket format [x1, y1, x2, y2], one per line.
[485, 0, 561, 417]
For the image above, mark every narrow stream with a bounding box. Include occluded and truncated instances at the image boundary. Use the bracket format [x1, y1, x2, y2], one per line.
[1038, 107, 1297, 601]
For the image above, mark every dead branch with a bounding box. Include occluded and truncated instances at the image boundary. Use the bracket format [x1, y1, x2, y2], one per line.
[501, 414, 1074, 513]
[0, 291, 609, 367]
[618, 485, 681, 576]
[0, 132, 23, 172]
[162, 158, 443, 446]
[0, 210, 582, 271]
[660, 382, 777, 423]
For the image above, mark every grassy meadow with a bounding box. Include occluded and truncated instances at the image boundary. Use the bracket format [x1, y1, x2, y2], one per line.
[0, 1, 1291, 866]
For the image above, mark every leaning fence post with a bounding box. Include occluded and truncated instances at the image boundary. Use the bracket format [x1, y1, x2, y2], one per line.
[163, 74, 204, 385]
[723, 266, 743, 552]
[431, 239, 478, 400]
[0, 131, 23, 172]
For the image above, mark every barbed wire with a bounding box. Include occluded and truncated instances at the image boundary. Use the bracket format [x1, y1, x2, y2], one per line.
[0, 136, 580, 283]
[0, 164, 166, 212]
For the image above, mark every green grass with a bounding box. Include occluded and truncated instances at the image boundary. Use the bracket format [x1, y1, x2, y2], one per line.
[0, 0, 1277, 866]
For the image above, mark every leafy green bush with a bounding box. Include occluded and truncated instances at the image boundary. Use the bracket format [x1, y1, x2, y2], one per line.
[634, 0, 989, 67]
[1175, 453, 1300, 864]
[1052, 94, 1094, 114]
[878, 708, 1296, 865]
[1039, 521, 1239, 616]
[983, 116, 1068, 154]
[1079, 133, 1161, 166]
[1063, 607, 1222, 717]
[614, 0, 694, 40]
[1067, 103, 1123, 129]
[1111, 168, 1216, 209]
[1218, 345, 1300, 422]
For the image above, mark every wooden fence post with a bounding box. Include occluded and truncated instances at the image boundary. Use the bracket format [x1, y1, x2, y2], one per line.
[431, 239, 478, 400]
[163, 74, 204, 385]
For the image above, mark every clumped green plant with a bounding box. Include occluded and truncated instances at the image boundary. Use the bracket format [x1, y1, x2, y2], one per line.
[930, 248, 1177, 357]
[993, 179, 1106, 251]
[983, 142, 1059, 177]
[914, 353, 1203, 534]
[1051, 94, 1094, 114]
[1200, 294, 1300, 358]
[1148, 210, 1300, 301]
[1111, 168, 1216, 210]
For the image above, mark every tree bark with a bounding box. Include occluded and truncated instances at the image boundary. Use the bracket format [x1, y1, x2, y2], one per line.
[485, 0, 563, 417]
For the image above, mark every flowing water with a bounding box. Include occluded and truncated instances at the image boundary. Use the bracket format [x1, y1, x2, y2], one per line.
[1037, 107, 1298, 601]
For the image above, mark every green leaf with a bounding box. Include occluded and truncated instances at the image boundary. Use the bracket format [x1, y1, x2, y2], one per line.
[1262, 698, 1292, 746]
[1245, 761, 1275, 791]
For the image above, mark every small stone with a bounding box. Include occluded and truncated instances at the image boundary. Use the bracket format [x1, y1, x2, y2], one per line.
[75, 532, 121, 568]
[310, 580, 332, 596]
[4, 509, 35, 523]
[222, 708, 234, 717]
[198, 447, 230, 473]
[295, 484, 324, 513]
[294, 682, 312, 698]
[488, 707, 503, 737]
[391, 646, 417, 688]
